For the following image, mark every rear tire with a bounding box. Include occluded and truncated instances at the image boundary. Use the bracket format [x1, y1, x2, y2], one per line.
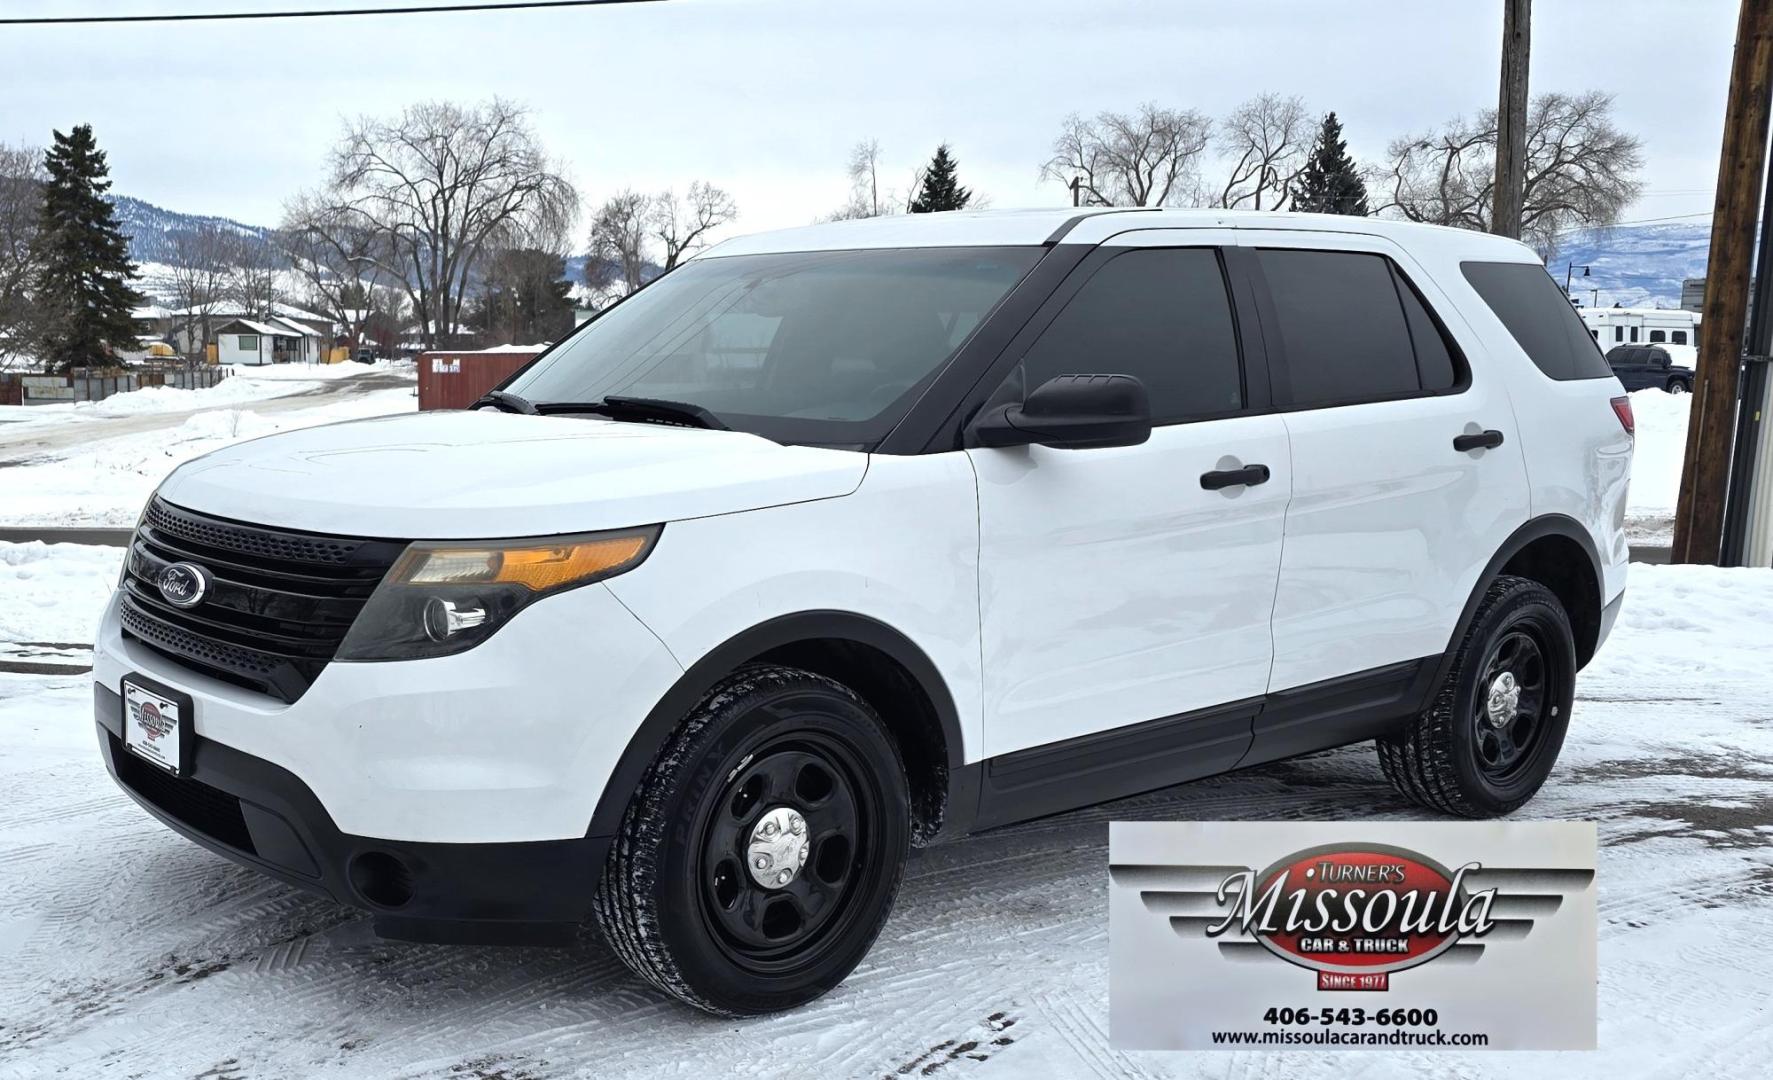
[1667, 378, 1690, 394]
[594, 664, 910, 1015]
[1377, 576, 1576, 817]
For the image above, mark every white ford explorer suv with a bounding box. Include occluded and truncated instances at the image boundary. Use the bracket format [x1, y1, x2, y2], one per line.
[94, 208, 1631, 1014]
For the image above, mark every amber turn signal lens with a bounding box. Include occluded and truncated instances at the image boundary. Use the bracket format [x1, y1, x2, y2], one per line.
[390, 528, 659, 593]
[486, 535, 652, 590]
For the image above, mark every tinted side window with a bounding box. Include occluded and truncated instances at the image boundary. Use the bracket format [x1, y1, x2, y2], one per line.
[1257, 249, 1421, 407]
[1021, 248, 1242, 423]
[1673, 330, 1689, 345]
[1649, 329, 1666, 343]
[1392, 265, 1459, 392]
[1461, 261, 1614, 380]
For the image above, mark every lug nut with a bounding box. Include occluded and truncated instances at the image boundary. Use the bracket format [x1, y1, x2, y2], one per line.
[754, 855, 771, 869]
[776, 870, 792, 885]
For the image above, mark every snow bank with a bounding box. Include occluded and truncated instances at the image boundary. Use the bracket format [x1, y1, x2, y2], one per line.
[1, 360, 414, 423]
[0, 542, 121, 645]
[0, 388, 415, 526]
[1625, 388, 1690, 525]
[71, 360, 408, 417]
[1584, 562, 1773, 688]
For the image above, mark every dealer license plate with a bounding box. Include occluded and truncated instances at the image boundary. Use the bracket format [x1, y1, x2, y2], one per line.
[122, 677, 188, 776]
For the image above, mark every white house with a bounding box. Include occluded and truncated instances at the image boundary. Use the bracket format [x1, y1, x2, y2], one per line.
[1577, 307, 1701, 366]
[213, 317, 325, 366]
[168, 303, 335, 357]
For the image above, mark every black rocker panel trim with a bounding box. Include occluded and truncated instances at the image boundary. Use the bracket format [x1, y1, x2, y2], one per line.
[971, 697, 1259, 831]
[1238, 656, 1436, 770]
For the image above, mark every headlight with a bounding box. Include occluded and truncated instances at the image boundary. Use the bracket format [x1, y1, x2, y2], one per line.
[335, 525, 661, 661]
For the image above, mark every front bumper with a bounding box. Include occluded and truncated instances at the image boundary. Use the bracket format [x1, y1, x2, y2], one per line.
[91, 582, 684, 844]
[98, 683, 608, 944]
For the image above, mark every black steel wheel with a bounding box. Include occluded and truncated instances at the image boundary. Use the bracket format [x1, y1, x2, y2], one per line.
[1471, 626, 1557, 782]
[594, 665, 909, 1015]
[697, 732, 881, 973]
[1378, 575, 1577, 817]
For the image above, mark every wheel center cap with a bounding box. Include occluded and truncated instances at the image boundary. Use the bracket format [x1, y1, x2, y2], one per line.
[746, 806, 810, 889]
[1485, 671, 1521, 728]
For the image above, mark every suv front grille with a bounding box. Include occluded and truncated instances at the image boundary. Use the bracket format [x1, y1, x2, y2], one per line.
[120, 497, 406, 702]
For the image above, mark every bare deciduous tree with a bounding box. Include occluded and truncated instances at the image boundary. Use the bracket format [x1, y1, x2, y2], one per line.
[279, 192, 398, 352]
[155, 223, 232, 357]
[586, 190, 652, 304]
[225, 234, 284, 320]
[1216, 93, 1311, 210]
[653, 181, 738, 271]
[0, 142, 44, 371]
[824, 139, 903, 220]
[1377, 90, 1644, 256]
[1041, 104, 1212, 207]
[329, 98, 578, 349]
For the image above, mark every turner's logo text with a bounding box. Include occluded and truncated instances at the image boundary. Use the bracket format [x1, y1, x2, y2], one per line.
[1204, 844, 1500, 981]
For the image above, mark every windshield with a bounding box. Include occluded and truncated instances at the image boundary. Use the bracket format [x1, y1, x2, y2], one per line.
[503, 246, 1043, 447]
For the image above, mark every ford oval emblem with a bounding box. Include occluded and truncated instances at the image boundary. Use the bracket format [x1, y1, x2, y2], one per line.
[156, 562, 210, 609]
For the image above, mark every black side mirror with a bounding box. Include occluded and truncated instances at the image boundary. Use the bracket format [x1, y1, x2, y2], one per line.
[973, 374, 1152, 450]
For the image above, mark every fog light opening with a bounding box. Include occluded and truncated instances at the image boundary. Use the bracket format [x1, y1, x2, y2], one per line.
[349, 850, 415, 909]
[421, 597, 488, 642]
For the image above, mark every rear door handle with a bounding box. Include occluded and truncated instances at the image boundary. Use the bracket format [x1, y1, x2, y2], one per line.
[1200, 463, 1271, 490]
[1453, 429, 1505, 452]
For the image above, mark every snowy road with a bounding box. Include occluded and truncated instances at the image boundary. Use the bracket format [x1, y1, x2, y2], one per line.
[0, 368, 414, 465]
[1, 554, 1770, 1079]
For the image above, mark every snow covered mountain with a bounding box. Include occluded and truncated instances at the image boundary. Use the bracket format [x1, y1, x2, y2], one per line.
[109, 195, 276, 265]
[1552, 221, 1709, 309]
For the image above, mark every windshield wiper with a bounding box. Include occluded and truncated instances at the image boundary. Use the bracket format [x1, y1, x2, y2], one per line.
[471, 389, 539, 415]
[539, 395, 729, 431]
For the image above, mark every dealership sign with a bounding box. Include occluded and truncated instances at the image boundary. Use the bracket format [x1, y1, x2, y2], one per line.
[1109, 822, 1596, 1050]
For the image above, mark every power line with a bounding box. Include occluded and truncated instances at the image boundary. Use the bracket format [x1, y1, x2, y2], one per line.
[0, 0, 660, 25]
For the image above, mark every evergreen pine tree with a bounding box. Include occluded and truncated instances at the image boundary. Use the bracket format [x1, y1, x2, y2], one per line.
[35, 125, 143, 371]
[909, 144, 973, 214]
[1293, 112, 1371, 217]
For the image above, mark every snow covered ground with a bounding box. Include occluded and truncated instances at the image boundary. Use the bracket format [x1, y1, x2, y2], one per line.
[0, 363, 416, 527]
[1624, 388, 1691, 546]
[0, 547, 1768, 1079]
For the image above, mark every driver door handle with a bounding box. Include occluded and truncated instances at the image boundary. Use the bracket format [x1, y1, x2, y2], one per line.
[1200, 464, 1271, 491]
[1453, 429, 1505, 452]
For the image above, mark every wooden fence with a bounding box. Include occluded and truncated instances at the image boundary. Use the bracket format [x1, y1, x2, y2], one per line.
[0, 366, 231, 407]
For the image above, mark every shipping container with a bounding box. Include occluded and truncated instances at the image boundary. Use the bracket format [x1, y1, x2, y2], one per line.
[416, 348, 544, 411]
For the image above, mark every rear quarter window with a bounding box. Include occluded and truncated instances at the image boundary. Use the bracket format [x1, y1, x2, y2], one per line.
[1461, 261, 1614, 381]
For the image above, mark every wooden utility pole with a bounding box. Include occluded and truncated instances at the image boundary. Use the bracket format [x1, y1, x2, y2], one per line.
[1673, 0, 1773, 564]
[1491, 0, 1531, 239]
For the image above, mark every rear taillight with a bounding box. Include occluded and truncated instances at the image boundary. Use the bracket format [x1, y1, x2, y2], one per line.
[1611, 395, 1635, 435]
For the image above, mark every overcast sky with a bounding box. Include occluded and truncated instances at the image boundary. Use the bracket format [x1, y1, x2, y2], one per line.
[0, 0, 1740, 241]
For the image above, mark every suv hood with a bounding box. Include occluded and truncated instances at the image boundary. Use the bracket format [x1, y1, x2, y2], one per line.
[156, 410, 868, 539]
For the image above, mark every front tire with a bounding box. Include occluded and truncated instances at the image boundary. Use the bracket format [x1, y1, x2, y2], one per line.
[1377, 576, 1576, 817]
[594, 665, 910, 1015]
[1668, 378, 1690, 394]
